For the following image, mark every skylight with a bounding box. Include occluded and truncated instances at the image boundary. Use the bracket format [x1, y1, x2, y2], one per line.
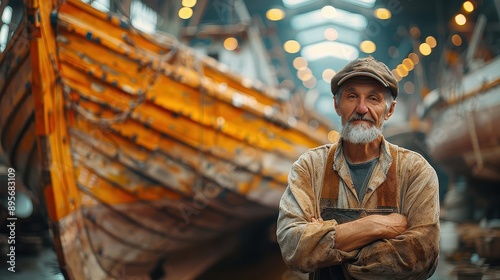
[0, 6, 12, 52]
[301, 41, 359, 61]
[291, 8, 367, 31]
[130, 0, 158, 34]
[2, 6, 12, 24]
[282, 0, 319, 8]
[341, 0, 376, 8]
[90, 0, 110, 12]
[296, 25, 362, 46]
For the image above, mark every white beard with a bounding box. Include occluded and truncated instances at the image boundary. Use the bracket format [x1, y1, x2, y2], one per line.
[341, 121, 383, 144]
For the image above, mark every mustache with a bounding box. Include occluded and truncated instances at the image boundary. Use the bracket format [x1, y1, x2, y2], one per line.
[348, 114, 375, 124]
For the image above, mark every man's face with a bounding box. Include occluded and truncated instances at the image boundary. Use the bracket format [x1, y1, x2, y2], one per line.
[334, 77, 395, 144]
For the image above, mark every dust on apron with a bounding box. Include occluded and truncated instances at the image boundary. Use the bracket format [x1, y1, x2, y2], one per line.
[310, 144, 400, 280]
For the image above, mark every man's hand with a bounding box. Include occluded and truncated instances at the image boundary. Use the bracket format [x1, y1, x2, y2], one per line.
[375, 213, 408, 239]
[333, 213, 408, 252]
[311, 217, 324, 223]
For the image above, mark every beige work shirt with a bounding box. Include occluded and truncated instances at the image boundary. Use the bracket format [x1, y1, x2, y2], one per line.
[277, 138, 440, 279]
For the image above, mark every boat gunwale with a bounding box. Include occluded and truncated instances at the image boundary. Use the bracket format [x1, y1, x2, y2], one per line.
[60, 0, 289, 103]
[54, 0, 331, 144]
[54, 44, 314, 164]
[55, 44, 327, 152]
[422, 56, 500, 117]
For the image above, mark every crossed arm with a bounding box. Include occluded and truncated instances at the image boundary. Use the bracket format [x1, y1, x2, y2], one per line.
[312, 213, 408, 252]
[277, 152, 440, 278]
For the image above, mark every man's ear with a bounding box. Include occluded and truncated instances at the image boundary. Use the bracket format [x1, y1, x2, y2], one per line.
[333, 97, 340, 116]
[385, 101, 396, 120]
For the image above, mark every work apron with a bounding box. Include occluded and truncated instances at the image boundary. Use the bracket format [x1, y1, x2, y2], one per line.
[310, 144, 400, 280]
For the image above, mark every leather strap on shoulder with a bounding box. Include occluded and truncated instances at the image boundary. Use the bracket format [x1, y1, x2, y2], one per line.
[377, 144, 398, 208]
[320, 144, 339, 208]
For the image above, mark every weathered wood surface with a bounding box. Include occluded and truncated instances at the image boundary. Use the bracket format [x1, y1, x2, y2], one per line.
[425, 57, 500, 182]
[0, 0, 333, 279]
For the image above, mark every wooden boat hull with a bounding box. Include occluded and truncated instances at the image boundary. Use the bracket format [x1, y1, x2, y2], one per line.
[0, 0, 332, 279]
[383, 124, 427, 156]
[424, 57, 500, 182]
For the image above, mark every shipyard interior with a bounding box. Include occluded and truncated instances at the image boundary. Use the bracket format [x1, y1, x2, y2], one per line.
[0, 0, 500, 279]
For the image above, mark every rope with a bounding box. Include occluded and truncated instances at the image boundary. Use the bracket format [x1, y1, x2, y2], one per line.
[439, 52, 484, 173]
[466, 105, 484, 171]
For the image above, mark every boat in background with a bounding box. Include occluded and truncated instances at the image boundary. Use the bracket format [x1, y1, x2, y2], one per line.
[421, 55, 500, 183]
[0, 0, 333, 279]
[420, 11, 500, 225]
[383, 120, 451, 203]
[383, 120, 428, 156]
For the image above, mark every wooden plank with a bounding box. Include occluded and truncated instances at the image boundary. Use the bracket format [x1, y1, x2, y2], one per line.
[69, 120, 279, 218]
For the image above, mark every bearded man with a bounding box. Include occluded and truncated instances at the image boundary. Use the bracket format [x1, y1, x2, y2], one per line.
[276, 57, 440, 280]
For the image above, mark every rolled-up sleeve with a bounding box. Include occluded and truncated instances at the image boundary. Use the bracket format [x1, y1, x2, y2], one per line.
[348, 154, 440, 280]
[276, 154, 357, 272]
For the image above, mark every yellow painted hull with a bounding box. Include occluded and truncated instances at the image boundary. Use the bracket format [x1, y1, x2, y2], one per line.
[0, 0, 333, 279]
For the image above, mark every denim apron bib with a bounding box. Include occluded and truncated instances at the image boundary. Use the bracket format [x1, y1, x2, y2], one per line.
[310, 144, 399, 280]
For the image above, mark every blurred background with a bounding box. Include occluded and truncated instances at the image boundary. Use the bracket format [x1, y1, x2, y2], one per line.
[0, 0, 499, 279]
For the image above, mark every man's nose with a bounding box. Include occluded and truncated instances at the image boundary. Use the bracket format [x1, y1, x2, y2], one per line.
[356, 99, 369, 115]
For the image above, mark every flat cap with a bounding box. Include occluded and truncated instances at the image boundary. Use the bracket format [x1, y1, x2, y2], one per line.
[330, 56, 398, 99]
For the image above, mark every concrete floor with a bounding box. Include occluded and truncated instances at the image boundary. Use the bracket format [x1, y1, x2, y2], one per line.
[1, 220, 499, 280]
[0, 236, 65, 280]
